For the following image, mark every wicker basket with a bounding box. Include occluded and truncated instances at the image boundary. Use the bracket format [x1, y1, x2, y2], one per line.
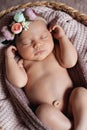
[0, 1, 87, 25]
[0, 1, 87, 130]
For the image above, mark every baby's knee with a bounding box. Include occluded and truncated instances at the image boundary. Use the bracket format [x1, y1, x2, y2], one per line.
[69, 87, 87, 104]
[35, 103, 57, 129]
[36, 103, 72, 130]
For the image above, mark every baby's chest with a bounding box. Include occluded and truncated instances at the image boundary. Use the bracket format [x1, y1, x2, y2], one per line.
[27, 64, 63, 89]
[27, 61, 72, 88]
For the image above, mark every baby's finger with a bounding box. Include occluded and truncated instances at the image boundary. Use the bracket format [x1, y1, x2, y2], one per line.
[9, 46, 17, 54]
[49, 25, 56, 33]
[48, 26, 53, 32]
[10, 45, 17, 51]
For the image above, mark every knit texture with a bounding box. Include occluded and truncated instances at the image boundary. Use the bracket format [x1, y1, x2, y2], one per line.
[0, 6, 87, 130]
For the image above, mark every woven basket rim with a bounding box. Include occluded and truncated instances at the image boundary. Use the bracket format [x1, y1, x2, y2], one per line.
[0, 1, 87, 25]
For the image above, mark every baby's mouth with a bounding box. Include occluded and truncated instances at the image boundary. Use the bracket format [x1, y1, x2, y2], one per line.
[35, 50, 45, 55]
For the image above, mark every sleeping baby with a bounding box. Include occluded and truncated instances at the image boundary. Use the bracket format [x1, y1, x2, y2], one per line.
[2, 9, 87, 130]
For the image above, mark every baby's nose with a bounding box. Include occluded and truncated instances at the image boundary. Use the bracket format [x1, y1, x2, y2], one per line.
[33, 41, 42, 49]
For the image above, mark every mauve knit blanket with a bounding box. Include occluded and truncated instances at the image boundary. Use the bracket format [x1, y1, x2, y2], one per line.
[0, 6, 87, 130]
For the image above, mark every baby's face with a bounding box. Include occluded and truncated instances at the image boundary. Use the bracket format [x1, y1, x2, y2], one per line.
[16, 20, 54, 61]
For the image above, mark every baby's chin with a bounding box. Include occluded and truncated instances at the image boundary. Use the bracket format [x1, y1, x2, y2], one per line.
[22, 50, 52, 61]
[34, 53, 51, 61]
[22, 55, 47, 61]
[35, 55, 48, 61]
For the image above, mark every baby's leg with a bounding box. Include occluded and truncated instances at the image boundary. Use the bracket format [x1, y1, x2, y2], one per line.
[69, 87, 87, 130]
[36, 103, 72, 130]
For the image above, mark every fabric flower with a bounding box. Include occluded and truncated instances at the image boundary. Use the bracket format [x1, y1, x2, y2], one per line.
[25, 8, 37, 20]
[11, 23, 22, 34]
[1, 9, 44, 42]
[14, 12, 25, 22]
[22, 21, 30, 30]
[1, 26, 14, 40]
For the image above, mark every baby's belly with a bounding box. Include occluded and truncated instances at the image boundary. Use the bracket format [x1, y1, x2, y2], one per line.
[25, 70, 73, 111]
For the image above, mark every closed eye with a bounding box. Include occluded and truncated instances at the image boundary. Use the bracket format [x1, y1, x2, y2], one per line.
[22, 40, 32, 46]
[41, 34, 48, 40]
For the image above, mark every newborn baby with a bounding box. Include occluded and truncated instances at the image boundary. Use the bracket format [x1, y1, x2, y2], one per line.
[2, 9, 87, 130]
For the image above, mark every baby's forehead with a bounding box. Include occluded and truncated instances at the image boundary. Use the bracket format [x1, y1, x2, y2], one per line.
[22, 21, 47, 34]
[16, 20, 48, 41]
[29, 20, 47, 30]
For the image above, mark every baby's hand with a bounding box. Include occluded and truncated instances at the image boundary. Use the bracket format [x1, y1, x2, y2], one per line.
[5, 45, 17, 58]
[49, 25, 65, 39]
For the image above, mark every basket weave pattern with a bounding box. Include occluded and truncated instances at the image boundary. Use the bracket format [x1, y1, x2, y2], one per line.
[0, 1, 87, 25]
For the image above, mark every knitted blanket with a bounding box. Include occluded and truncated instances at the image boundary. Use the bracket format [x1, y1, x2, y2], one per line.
[0, 6, 87, 130]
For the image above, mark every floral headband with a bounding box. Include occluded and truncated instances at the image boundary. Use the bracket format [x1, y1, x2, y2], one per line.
[1, 8, 47, 43]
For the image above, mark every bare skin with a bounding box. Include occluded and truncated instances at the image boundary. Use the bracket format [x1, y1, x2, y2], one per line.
[5, 20, 87, 130]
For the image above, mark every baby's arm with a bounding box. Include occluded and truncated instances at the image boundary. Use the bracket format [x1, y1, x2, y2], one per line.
[5, 45, 28, 88]
[50, 25, 78, 68]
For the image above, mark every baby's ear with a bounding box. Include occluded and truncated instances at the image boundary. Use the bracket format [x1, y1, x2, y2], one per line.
[52, 100, 60, 108]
